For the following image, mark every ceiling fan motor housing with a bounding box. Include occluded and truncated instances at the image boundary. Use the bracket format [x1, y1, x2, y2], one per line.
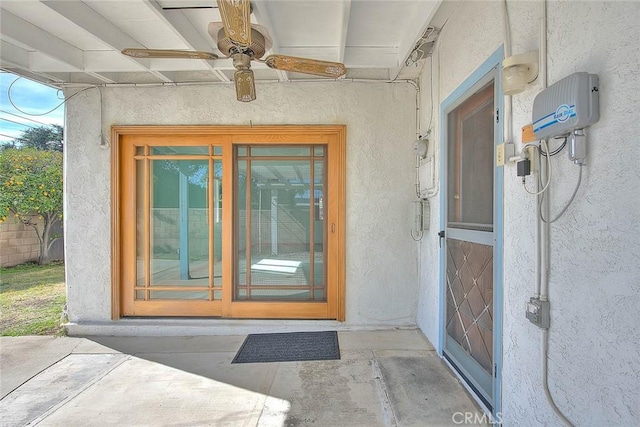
[232, 53, 252, 70]
[214, 27, 268, 59]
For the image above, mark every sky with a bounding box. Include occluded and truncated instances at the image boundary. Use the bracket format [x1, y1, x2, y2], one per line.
[0, 71, 65, 144]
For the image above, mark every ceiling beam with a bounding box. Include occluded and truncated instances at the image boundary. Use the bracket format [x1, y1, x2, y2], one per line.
[265, 165, 287, 183]
[40, 0, 173, 83]
[1, 65, 68, 86]
[143, 1, 229, 82]
[0, 40, 29, 70]
[338, 0, 352, 63]
[85, 72, 117, 84]
[1, 67, 66, 86]
[0, 9, 83, 70]
[250, 1, 289, 82]
[391, 0, 442, 80]
[293, 166, 304, 183]
[344, 47, 398, 68]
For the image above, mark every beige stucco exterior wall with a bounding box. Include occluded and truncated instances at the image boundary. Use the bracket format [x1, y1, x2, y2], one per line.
[416, 1, 640, 425]
[64, 81, 420, 330]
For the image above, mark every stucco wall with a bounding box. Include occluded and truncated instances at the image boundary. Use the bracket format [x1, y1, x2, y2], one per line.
[416, 1, 640, 425]
[64, 81, 419, 327]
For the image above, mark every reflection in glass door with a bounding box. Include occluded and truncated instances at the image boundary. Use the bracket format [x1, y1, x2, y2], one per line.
[122, 142, 224, 316]
[234, 146, 326, 302]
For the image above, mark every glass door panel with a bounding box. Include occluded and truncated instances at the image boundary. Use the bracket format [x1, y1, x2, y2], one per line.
[149, 160, 210, 290]
[126, 143, 224, 315]
[235, 146, 326, 302]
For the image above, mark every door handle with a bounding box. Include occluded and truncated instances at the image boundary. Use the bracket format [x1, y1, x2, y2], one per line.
[438, 230, 445, 248]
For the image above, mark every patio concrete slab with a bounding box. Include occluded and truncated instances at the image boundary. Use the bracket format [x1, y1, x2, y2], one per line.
[36, 355, 272, 427]
[0, 336, 82, 398]
[138, 351, 279, 395]
[83, 335, 246, 354]
[266, 351, 393, 426]
[0, 330, 484, 426]
[376, 351, 486, 426]
[338, 329, 434, 351]
[0, 353, 127, 426]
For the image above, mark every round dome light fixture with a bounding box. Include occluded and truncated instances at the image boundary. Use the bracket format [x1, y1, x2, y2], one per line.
[502, 51, 539, 96]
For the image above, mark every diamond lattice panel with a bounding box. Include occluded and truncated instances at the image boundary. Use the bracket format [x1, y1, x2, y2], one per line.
[446, 238, 493, 374]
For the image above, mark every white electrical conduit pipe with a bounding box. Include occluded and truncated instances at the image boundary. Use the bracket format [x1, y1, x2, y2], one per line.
[539, 4, 550, 305]
[502, 0, 513, 144]
[538, 1, 574, 425]
[542, 329, 574, 426]
[535, 0, 546, 298]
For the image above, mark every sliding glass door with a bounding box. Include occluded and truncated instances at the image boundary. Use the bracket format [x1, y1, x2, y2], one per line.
[114, 126, 345, 320]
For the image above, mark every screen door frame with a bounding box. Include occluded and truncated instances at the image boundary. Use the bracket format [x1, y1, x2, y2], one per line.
[438, 47, 505, 416]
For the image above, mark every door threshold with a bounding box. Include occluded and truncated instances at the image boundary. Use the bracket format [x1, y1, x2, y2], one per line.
[442, 354, 494, 419]
[64, 319, 416, 337]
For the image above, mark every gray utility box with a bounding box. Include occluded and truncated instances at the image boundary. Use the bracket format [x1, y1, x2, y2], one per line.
[532, 72, 599, 140]
[526, 297, 550, 329]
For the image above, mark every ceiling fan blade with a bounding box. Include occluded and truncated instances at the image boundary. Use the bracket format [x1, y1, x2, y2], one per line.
[264, 55, 346, 78]
[216, 0, 252, 48]
[122, 48, 218, 60]
[234, 69, 256, 102]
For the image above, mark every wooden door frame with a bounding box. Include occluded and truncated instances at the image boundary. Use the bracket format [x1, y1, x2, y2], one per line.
[111, 125, 346, 321]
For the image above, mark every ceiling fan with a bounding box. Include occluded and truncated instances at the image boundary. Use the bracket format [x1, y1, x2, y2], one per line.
[121, 0, 347, 102]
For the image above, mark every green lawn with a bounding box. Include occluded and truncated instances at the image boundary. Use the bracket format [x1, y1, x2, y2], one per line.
[0, 262, 66, 336]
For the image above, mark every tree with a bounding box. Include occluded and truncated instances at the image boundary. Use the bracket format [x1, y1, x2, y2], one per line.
[14, 125, 63, 151]
[0, 148, 63, 264]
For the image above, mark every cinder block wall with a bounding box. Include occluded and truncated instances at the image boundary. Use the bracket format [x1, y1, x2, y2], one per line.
[0, 217, 64, 267]
[0, 218, 41, 267]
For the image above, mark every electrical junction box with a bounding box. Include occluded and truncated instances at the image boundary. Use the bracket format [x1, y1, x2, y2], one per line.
[526, 297, 550, 329]
[418, 156, 435, 197]
[532, 72, 599, 140]
[496, 142, 515, 166]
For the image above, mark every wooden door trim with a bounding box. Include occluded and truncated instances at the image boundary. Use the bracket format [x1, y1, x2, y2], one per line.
[111, 125, 346, 321]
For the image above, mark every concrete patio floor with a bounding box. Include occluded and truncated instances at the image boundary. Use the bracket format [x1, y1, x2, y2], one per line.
[0, 329, 484, 426]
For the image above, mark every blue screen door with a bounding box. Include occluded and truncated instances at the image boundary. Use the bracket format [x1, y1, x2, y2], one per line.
[442, 70, 499, 410]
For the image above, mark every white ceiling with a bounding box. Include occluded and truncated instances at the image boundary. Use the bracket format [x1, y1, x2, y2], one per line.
[0, 0, 443, 87]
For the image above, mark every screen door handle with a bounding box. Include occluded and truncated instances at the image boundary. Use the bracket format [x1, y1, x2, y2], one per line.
[438, 230, 445, 247]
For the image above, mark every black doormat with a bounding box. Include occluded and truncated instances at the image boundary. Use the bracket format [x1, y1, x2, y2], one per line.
[231, 331, 340, 364]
